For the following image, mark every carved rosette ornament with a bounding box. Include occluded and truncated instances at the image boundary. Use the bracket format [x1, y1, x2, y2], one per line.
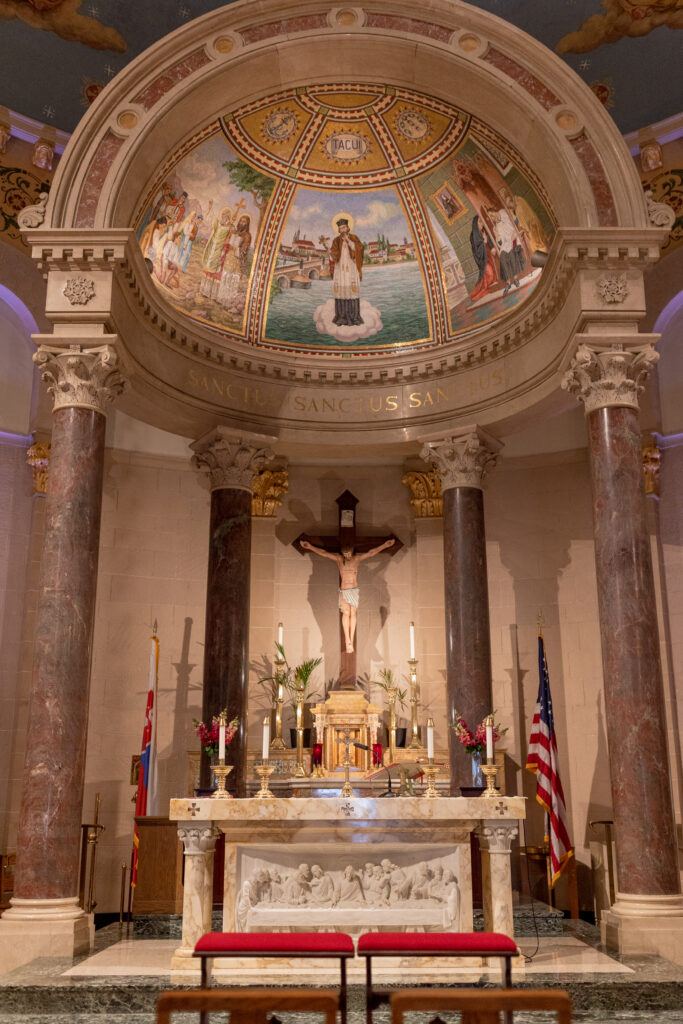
[192, 434, 274, 492]
[420, 430, 501, 491]
[642, 440, 662, 498]
[561, 342, 659, 414]
[26, 440, 51, 495]
[596, 273, 628, 304]
[252, 468, 289, 516]
[402, 470, 443, 516]
[33, 344, 127, 413]
[62, 276, 96, 306]
[177, 824, 220, 856]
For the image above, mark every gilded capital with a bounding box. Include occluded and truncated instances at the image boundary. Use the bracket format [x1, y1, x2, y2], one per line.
[33, 343, 127, 414]
[420, 429, 502, 491]
[402, 470, 443, 517]
[252, 468, 289, 516]
[191, 428, 274, 493]
[562, 341, 659, 414]
[26, 441, 51, 495]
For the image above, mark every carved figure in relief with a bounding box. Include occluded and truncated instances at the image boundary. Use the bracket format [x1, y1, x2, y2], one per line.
[236, 879, 257, 931]
[300, 538, 394, 653]
[409, 863, 432, 900]
[268, 869, 285, 902]
[284, 863, 312, 904]
[335, 864, 365, 905]
[365, 864, 391, 905]
[442, 869, 461, 930]
[381, 858, 412, 902]
[310, 863, 335, 906]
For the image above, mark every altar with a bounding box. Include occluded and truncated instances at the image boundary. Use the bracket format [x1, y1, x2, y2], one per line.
[169, 795, 524, 975]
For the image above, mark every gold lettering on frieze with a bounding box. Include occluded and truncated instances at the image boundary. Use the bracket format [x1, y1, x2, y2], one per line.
[187, 369, 266, 408]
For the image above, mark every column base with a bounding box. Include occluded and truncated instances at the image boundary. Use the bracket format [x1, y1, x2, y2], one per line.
[601, 892, 683, 965]
[171, 945, 201, 974]
[0, 897, 94, 976]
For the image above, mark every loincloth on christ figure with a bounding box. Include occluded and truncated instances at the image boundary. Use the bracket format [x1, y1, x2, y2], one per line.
[339, 587, 360, 610]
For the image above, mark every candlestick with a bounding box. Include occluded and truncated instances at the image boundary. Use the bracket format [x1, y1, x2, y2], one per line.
[294, 688, 306, 777]
[485, 714, 494, 763]
[255, 764, 276, 799]
[218, 711, 226, 761]
[341, 726, 354, 798]
[481, 761, 500, 798]
[270, 657, 286, 751]
[387, 685, 397, 764]
[262, 716, 270, 761]
[422, 762, 440, 799]
[211, 763, 233, 799]
[409, 621, 415, 660]
[408, 658, 421, 750]
[277, 621, 283, 648]
[427, 717, 435, 760]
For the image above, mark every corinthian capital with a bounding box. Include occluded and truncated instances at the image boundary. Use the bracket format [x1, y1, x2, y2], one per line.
[33, 343, 127, 413]
[177, 823, 220, 856]
[562, 340, 659, 414]
[191, 427, 274, 492]
[420, 428, 502, 491]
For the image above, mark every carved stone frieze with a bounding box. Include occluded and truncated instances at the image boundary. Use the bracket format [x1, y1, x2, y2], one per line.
[596, 273, 628, 304]
[33, 344, 127, 413]
[62, 276, 96, 306]
[252, 468, 289, 516]
[562, 342, 659, 414]
[642, 440, 661, 498]
[17, 192, 49, 231]
[420, 429, 502, 491]
[477, 821, 519, 854]
[191, 431, 275, 492]
[402, 470, 443, 517]
[177, 823, 220, 856]
[26, 441, 51, 495]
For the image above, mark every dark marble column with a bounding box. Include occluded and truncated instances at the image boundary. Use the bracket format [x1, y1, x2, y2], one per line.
[421, 430, 502, 793]
[192, 429, 274, 797]
[11, 345, 125, 908]
[563, 341, 681, 908]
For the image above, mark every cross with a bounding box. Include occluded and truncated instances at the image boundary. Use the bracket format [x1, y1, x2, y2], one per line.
[294, 490, 402, 689]
[232, 197, 247, 218]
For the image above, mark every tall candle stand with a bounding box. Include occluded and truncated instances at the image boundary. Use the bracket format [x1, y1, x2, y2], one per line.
[212, 762, 233, 799]
[387, 685, 397, 764]
[407, 658, 421, 749]
[294, 687, 306, 777]
[422, 759, 440, 799]
[255, 764, 276, 799]
[341, 726, 354, 798]
[270, 660, 287, 751]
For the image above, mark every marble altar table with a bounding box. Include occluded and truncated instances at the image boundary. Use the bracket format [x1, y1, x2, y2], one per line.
[169, 795, 524, 974]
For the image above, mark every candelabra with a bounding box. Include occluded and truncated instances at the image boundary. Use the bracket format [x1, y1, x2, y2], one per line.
[212, 762, 233, 799]
[270, 660, 287, 751]
[407, 657, 421, 749]
[387, 685, 397, 764]
[255, 764, 276, 799]
[294, 687, 306, 776]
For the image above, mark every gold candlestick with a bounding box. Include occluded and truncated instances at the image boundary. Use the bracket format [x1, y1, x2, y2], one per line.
[407, 658, 421, 749]
[422, 760, 440, 799]
[212, 762, 233, 799]
[387, 685, 397, 764]
[255, 764, 276, 799]
[341, 726, 354, 798]
[270, 666, 286, 751]
[294, 689, 306, 776]
[481, 762, 500, 798]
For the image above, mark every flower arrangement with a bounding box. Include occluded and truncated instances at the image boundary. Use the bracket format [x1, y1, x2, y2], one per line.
[452, 709, 507, 755]
[193, 709, 239, 758]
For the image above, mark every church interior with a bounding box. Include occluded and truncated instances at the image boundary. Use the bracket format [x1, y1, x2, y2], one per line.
[0, 0, 682, 1020]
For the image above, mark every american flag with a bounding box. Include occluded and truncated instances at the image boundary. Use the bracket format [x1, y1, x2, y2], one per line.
[526, 634, 573, 885]
[132, 633, 159, 887]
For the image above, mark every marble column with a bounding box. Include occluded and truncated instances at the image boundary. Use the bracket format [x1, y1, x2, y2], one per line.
[563, 339, 683, 951]
[171, 822, 219, 970]
[0, 343, 125, 968]
[421, 429, 502, 793]
[477, 820, 519, 939]
[192, 429, 274, 797]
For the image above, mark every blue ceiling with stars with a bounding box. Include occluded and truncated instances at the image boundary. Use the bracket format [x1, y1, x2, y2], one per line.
[0, 0, 681, 137]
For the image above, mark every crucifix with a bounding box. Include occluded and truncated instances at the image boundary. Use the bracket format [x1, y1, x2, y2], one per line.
[294, 490, 402, 689]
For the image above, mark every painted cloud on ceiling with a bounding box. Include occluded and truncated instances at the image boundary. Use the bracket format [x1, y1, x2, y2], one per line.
[0, 0, 126, 51]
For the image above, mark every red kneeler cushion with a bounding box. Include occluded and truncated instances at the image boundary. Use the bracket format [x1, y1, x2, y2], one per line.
[357, 931, 517, 954]
[195, 932, 354, 955]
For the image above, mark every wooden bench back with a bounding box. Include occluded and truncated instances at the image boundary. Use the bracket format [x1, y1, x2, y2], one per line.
[156, 987, 338, 1023]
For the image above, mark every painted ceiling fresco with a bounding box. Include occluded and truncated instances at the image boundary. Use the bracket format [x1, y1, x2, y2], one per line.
[0, 2, 681, 136]
[135, 85, 555, 356]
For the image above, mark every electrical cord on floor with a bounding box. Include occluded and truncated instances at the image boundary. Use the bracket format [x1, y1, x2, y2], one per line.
[520, 817, 541, 963]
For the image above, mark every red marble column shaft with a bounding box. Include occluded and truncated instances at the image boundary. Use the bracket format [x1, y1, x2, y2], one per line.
[587, 405, 679, 895]
[14, 406, 106, 899]
[199, 487, 252, 797]
[443, 486, 493, 794]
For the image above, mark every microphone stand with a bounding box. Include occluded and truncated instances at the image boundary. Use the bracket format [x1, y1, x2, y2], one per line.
[354, 742, 397, 798]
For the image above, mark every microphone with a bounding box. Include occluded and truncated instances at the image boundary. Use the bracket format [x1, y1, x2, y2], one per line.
[354, 742, 396, 798]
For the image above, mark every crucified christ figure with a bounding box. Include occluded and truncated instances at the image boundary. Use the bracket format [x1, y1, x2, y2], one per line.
[300, 538, 395, 653]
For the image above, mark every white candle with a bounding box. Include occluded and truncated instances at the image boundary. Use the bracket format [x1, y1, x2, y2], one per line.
[409, 621, 415, 660]
[486, 720, 494, 762]
[277, 682, 283, 702]
[262, 716, 270, 761]
[427, 718, 434, 760]
[277, 621, 283, 647]
[219, 721, 226, 761]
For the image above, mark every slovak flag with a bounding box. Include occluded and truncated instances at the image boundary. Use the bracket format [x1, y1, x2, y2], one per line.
[132, 633, 159, 887]
[526, 634, 573, 886]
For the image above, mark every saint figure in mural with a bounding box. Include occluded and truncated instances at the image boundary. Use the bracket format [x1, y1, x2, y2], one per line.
[468, 215, 498, 302]
[489, 207, 525, 295]
[326, 213, 365, 326]
[200, 203, 231, 300]
[216, 214, 252, 309]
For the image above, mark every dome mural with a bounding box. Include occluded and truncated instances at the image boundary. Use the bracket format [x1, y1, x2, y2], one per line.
[135, 84, 556, 356]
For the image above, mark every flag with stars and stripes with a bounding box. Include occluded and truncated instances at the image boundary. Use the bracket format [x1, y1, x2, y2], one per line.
[526, 634, 573, 885]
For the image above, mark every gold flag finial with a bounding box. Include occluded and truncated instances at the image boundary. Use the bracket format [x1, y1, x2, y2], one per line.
[152, 619, 158, 638]
[537, 609, 544, 637]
